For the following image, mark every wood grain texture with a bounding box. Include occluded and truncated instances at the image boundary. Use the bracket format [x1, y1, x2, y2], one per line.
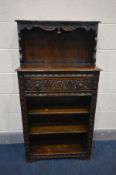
[30, 125, 88, 135]
[31, 143, 86, 156]
[16, 66, 101, 72]
[28, 107, 89, 115]
[16, 21, 98, 67]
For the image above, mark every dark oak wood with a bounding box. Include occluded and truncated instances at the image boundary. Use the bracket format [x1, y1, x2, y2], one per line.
[30, 124, 88, 135]
[16, 20, 101, 161]
[28, 107, 89, 115]
[30, 133, 87, 159]
[31, 143, 86, 156]
[16, 21, 99, 67]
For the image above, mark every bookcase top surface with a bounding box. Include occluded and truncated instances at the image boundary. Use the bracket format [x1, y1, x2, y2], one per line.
[16, 20, 100, 23]
[16, 66, 101, 72]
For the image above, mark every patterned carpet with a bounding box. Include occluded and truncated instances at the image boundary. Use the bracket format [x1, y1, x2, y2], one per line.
[0, 141, 116, 175]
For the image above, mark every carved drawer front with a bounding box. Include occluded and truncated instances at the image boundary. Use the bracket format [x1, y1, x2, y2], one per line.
[24, 74, 96, 93]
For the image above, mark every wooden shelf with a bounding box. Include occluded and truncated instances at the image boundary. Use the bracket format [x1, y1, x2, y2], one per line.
[16, 66, 101, 72]
[28, 107, 89, 115]
[31, 143, 86, 156]
[29, 124, 88, 135]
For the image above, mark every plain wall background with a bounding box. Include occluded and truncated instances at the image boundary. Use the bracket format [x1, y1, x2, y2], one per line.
[0, 0, 116, 134]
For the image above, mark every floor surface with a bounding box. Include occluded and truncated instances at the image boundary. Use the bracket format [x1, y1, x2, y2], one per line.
[0, 141, 116, 175]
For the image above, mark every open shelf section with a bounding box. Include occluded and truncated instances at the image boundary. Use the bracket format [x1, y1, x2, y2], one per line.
[28, 114, 89, 125]
[29, 124, 88, 135]
[27, 96, 91, 115]
[31, 143, 86, 156]
[30, 133, 87, 157]
[18, 23, 97, 67]
[28, 106, 89, 115]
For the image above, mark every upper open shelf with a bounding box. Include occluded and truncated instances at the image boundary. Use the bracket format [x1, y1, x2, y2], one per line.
[16, 21, 99, 68]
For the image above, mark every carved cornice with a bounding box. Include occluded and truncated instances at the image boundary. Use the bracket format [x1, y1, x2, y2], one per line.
[17, 22, 98, 34]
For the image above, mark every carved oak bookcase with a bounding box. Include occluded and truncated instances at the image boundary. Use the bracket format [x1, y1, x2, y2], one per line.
[16, 20, 101, 161]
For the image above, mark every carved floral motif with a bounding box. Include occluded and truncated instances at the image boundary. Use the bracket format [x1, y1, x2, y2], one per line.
[25, 78, 94, 92]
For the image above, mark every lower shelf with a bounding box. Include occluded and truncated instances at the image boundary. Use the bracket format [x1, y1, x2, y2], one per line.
[30, 143, 86, 156]
[29, 133, 88, 159]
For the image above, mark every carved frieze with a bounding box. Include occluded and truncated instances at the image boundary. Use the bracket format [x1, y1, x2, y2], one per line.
[25, 78, 94, 92]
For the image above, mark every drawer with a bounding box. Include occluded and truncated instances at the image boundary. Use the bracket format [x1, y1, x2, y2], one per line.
[23, 73, 97, 93]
